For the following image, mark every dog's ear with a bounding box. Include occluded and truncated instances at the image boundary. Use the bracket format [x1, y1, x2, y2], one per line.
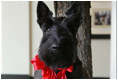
[62, 2, 83, 34]
[37, 1, 53, 26]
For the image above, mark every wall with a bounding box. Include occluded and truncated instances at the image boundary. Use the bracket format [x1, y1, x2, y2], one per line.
[110, 1, 117, 79]
[90, 1, 111, 78]
[2, 2, 30, 75]
[91, 39, 110, 77]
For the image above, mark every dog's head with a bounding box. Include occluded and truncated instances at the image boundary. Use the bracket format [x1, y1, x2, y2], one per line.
[37, 1, 82, 69]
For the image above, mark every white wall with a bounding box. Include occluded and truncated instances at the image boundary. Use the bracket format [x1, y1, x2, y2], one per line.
[2, 2, 30, 74]
[2, 1, 56, 76]
[110, 1, 117, 79]
[90, 1, 111, 77]
[92, 39, 110, 77]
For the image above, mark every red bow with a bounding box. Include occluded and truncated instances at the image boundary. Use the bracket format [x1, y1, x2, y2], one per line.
[31, 55, 73, 79]
[57, 66, 73, 79]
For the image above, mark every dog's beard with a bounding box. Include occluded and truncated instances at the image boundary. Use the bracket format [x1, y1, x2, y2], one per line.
[38, 42, 76, 70]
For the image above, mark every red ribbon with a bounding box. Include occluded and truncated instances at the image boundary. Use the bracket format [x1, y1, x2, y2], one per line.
[31, 55, 73, 79]
[57, 66, 73, 79]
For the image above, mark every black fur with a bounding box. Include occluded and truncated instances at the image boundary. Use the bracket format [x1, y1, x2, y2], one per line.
[35, 1, 85, 79]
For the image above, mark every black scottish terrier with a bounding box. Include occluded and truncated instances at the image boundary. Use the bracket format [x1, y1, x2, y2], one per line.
[34, 1, 86, 79]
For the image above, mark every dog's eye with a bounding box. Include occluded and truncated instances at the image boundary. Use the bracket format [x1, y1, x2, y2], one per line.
[47, 29, 51, 32]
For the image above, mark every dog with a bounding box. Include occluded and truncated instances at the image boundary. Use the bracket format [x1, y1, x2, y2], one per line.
[34, 1, 86, 79]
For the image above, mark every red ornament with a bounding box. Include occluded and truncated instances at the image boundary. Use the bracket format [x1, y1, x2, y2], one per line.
[31, 55, 73, 79]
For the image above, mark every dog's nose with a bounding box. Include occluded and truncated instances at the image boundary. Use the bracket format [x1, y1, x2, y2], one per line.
[52, 44, 59, 50]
